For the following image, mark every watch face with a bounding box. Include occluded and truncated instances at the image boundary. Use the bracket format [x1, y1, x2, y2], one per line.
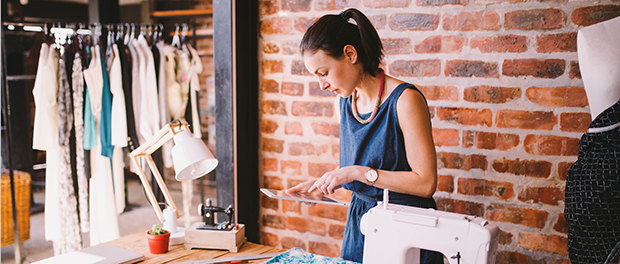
[366, 169, 378, 182]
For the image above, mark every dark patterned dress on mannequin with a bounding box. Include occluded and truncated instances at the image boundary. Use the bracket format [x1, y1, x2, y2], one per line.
[565, 99, 620, 264]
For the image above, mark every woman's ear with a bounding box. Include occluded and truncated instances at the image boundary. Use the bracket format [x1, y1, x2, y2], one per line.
[343, 45, 358, 64]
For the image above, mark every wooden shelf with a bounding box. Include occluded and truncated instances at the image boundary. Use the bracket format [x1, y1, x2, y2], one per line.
[169, 28, 213, 38]
[151, 9, 213, 19]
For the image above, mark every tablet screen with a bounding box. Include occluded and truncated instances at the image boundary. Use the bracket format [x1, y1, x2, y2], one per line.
[260, 188, 347, 206]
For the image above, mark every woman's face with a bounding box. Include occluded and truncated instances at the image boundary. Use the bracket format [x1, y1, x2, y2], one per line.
[303, 48, 361, 98]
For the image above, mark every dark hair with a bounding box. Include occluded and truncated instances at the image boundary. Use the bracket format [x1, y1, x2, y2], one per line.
[300, 8, 384, 77]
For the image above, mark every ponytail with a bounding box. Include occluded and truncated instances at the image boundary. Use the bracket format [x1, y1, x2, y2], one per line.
[300, 8, 384, 76]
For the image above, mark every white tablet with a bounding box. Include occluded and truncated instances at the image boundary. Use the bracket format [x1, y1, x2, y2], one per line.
[260, 188, 347, 206]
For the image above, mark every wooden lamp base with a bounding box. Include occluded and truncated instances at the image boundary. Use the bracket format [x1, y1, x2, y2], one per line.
[184, 222, 246, 252]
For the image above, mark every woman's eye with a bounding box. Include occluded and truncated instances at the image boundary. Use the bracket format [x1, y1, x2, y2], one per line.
[319, 72, 328, 77]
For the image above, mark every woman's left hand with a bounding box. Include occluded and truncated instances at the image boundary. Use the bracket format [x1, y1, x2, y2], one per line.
[308, 165, 365, 194]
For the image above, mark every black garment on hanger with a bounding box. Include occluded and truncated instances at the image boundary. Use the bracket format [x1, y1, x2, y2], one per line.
[565, 99, 620, 264]
[116, 39, 139, 151]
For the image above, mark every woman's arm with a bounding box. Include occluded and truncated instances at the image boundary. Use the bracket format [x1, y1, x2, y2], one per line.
[309, 87, 437, 198]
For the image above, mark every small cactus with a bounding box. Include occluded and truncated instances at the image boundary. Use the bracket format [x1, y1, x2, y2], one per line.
[149, 224, 167, 235]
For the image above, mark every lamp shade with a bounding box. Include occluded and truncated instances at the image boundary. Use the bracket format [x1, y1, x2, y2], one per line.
[171, 129, 218, 181]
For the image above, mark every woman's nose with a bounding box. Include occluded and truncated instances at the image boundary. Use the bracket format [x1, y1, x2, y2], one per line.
[319, 80, 329, 90]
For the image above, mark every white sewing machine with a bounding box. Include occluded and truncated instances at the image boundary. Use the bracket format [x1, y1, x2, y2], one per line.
[360, 190, 499, 264]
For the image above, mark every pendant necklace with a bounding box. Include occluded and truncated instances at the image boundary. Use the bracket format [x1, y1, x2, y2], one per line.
[351, 69, 385, 124]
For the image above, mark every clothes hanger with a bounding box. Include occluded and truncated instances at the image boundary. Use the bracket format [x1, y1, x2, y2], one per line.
[171, 24, 180, 49]
[124, 23, 131, 45]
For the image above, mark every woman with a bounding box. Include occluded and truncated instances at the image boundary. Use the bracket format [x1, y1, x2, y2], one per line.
[287, 8, 443, 264]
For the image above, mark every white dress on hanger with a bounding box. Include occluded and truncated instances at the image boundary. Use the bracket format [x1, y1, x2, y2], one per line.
[187, 43, 202, 138]
[156, 40, 173, 168]
[83, 45, 121, 245]
[110, 44, 128, 214]
[32, 43, 62, 244]
[138, 36, 160, 141]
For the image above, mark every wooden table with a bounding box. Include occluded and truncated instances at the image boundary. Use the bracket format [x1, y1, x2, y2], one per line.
[106, 231, 284, 263]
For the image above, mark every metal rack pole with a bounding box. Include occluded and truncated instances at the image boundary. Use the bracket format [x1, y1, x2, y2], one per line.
[1, 25, 25, 264]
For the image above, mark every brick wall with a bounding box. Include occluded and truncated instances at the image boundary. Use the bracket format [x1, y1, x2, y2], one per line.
[257, 0, 620, 263]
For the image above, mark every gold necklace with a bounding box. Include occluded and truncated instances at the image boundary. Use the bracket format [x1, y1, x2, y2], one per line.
[351, 69, 385, 124]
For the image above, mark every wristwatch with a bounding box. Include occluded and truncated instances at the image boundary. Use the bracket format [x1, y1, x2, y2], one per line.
[365, 168, 378, 185]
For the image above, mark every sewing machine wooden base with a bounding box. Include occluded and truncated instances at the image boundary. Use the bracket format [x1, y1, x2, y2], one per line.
[184, 222, 246, 252]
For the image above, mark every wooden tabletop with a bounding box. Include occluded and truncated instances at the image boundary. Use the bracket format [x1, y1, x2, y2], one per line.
[106, 231, 283, 263]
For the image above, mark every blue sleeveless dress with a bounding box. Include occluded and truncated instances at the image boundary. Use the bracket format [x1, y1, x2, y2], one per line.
[339, 83, 443, 263]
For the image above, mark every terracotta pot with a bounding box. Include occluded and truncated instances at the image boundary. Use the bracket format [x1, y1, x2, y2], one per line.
[146, 230, 170, 254]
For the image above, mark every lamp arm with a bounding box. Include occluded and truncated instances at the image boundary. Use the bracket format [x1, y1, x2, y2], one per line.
[129, 154, 166, 223]
[145, 154, 179, 218]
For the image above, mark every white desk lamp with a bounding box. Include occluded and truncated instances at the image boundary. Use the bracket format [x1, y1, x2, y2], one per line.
[129, 120, 218, 244]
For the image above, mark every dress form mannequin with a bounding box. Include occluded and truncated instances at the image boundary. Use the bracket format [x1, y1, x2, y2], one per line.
[577, 16, 620, 125]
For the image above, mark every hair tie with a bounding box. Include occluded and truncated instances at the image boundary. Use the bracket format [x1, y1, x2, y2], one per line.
[340, 11, 349, 22]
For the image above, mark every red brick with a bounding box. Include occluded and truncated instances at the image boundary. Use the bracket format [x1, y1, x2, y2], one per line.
[536, 32, 578, 53]
[518, 186, 564, 206]
[383, 38, 412, 55]
[505, 9, 563, 30]
[560, 112, 591, 132]
[492, 158, 552, 178]
[263, 214, 286, 229]
[437, 175, 454, 193]
[282, 82, 304, 96]
[289, 142, 329, 156]
[495, 251, 545, 264]
[281, 160, 302, 176]
[308, 241, 340, 258]
[437, 152, 487, 171]
[262, 100, 287, 115]
[417, 85, 459, 101]
[260, 232, 279, 247]
[308, 162, 338, 178]
[264, 175, 284, 189]
[261, 119, 279, 134]
[499, 231, 513, 245]
[328, 224, 345, 240]
[292, 60, 311, 76]
[435, 197, 484, 217]
[262, 137, 285, 153]
[282, 0, 311, 12]
[569, 61, 581, 79]
[281, 236, 306, 249]
[523, 135, 579, 156]
[470, 35, 528, 53]
[443, 11, 500, 31]
[259, 0, 279, 16]
[287, 216, 328, 235]
[260, 17, 293, 35]
[294, 17, 316, 33]
[464, 85, 521, 104]
[264, 158, 279, 172]
[436, 107, 493, 127]
[418, 0, 467, 6]
[262, 79, 279, 93]
[503, 59, 565, 79]
[291, 102, 334, 117]
[317, 0, 361, 10]
[570, 5, 620, 27]
[554, 213, 567, 234]
[369, 15, 387, 29]
[309, 82, 337, 97]
[414, 36, 466, 54]
[261, 193, 279, 210]
[428, 106, 435, 118]
[458, 178, 514, 200]
[332, 143, 339, 160]
[389, 59, 441, 77]
[445, 60, 499, 78]
[309, 203, 348, 221]
[486, 205, 547, 228]
[389, 13, 440, 31]
[558, 162, 573, 181]
[432, 128, 459, 147]
[282, 200, 302, 213]
[364, 0, 410, 8]
[462, 131, 474, 148]
[518, 233, 567, 254]
[496, 110, 556, 130]
[526, 86, 588, 107]
[282, 40, 300, 55]
[287, 178, 307, 189]
[263, 60, 285, 74]
[474, 132, 520, 150]
[263, 42, 280, 54]
[285, 121, 303, 136]
[311, 122, 339, 137]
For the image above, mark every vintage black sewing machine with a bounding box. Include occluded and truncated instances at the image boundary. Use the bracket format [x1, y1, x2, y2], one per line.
[196, 199, 235, 231]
